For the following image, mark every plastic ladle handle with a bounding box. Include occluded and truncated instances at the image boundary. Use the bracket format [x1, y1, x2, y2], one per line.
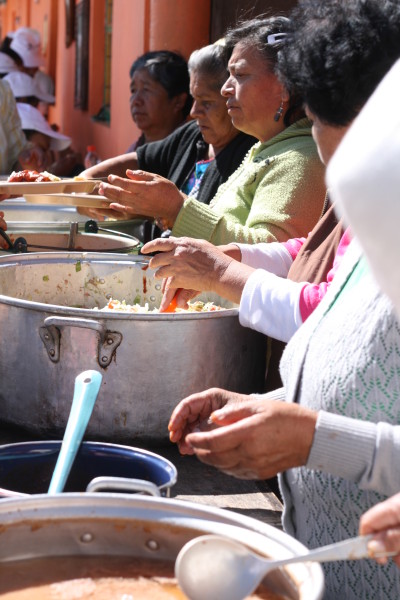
[48, 370, 102, 494]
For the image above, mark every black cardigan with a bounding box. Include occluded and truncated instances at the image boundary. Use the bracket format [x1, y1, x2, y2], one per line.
[136, 120, 256, 205]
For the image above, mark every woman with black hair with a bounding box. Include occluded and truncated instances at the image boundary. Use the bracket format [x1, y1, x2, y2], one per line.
[127, 50, 192, 151]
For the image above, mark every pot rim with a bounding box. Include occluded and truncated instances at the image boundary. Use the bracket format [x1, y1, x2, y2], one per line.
[0, 493, 325, 598]
[0, 251, 239, 319]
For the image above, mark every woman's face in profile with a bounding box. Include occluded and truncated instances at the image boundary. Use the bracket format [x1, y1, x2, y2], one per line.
[221, 42, 285, 142]
[189, 71, 238, 153]
[305, 106, 349, 166]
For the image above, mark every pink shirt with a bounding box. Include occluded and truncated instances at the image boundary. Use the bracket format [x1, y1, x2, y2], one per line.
[238, 227, 352, 342]
[284, 227, 353, 321]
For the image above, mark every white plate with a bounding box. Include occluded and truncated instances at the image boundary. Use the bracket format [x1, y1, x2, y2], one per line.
[23, 193, 112, 208]
[0, 179, 100, 195]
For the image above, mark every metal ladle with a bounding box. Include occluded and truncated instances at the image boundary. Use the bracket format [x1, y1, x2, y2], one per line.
[48, 370, 102, 494]
[175, 533, 397, 600]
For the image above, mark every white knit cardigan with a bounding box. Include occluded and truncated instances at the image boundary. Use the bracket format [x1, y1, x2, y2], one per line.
[279, 239, 400, 600]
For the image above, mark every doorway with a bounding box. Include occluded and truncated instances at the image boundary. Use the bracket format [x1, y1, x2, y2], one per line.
[210, 0, 297, 42]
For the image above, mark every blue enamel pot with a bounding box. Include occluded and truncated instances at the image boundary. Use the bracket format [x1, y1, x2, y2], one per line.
[0, 440, 177, 498]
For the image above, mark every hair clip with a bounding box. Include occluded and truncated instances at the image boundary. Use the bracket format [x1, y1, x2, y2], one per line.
[267, 33, 288, 47]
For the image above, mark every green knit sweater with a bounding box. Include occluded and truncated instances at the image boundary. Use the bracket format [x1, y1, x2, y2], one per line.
[172, 118, 326, 245]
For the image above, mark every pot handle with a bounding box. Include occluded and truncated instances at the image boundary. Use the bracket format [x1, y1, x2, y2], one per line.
[44, 315, 105, 334]
[86, 476, 161, 497]
[40, 316, 122, 367]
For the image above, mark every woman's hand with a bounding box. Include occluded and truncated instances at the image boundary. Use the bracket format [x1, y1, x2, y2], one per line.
[141, 236, 251, 311]
[47, 150, 83, 178]
[168, 388, 250, 454]
[142, 237, 232, 311]
[170, 389, 318, 479]
[360, 492, 400, 567]
[17, 145, 48, 172]
[77, 206, 134, 221]
[98, 169, 186, 228]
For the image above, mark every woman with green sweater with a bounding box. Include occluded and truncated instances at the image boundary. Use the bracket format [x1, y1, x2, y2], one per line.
[95, 17, 326, 245]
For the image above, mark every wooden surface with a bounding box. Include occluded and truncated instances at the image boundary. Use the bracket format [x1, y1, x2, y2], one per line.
[0, 424, 283, 530]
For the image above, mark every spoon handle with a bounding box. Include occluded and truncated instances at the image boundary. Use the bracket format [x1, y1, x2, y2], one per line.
[48, 370, 102, 494]
[273, 534, 395, 569]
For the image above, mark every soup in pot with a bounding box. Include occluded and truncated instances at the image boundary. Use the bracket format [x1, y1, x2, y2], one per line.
[0, 555, 288, 599]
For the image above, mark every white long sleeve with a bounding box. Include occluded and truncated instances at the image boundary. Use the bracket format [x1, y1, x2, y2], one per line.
[235, 242, 293, 275]
[239, 269, 304, 342]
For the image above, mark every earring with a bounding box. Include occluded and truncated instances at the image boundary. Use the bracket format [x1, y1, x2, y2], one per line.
[274, 101, 284, 122]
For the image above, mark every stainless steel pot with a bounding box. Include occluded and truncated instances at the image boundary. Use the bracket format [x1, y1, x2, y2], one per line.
[0, 221, 140, 253]
[0, 197, 88, 222]
[0, 494, 324, 599]
[1, 197, 155, 242]
[0, 252, 267, 442]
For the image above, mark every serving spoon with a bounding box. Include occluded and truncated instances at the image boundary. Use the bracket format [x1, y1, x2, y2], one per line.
[48, 370, 102, 494]
[175, 533, 397, 600]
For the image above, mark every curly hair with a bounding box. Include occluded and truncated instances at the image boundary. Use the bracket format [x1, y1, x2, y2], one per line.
[278, 0, 400, 126]
[129, 50, 191, 118]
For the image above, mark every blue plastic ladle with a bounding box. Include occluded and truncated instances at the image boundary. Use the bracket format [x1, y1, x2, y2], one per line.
[48, 370, 102, 494]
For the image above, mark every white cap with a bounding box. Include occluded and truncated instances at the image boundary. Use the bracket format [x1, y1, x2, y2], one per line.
[17, 102, 71, 151]
[10, 27, 45, 68]
[0, 51, 18, 74]
[3, 71, 55, 103]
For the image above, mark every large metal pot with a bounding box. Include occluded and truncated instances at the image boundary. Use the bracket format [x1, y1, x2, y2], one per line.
[0, 197, 88, 222]
[1, 197, 155, 242]
[0, 221, 140, 253]
[0, 440, 177, 498]
[0, 252, 267, 442]
[0, 494, 324, 598]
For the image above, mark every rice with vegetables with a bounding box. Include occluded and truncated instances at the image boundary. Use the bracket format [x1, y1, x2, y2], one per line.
[98, 298, 224, 313]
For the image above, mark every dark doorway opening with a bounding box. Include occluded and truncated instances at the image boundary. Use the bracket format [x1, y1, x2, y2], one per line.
[210, 0, 297, 42]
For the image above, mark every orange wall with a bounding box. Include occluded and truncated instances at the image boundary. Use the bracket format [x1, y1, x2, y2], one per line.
[1, 0, 211, 162]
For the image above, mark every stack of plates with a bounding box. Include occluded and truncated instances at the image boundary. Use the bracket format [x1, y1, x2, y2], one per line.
[0, 179, 111, 209]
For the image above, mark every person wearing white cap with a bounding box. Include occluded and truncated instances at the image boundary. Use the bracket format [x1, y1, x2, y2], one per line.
[17, 103, 70, 151]
[9, 27, 45, 72]
[16, 102, 83, 177]
[9, 27, 55, 118]
[3, 71, 55, 105]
